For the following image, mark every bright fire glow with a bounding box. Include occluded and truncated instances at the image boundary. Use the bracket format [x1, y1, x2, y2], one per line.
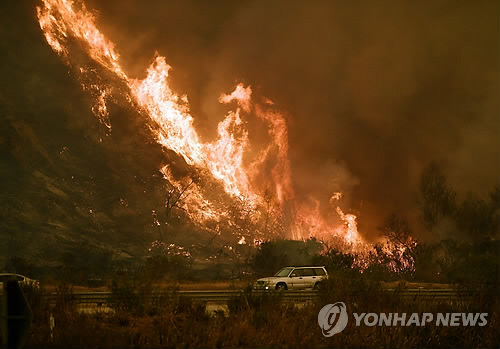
[36, 0, 415, 269]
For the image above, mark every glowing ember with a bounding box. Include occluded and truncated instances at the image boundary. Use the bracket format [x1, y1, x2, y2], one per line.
[330, 192, 343, 202]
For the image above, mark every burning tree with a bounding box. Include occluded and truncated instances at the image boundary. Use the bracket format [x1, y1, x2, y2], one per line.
[160, 179, 193, 241]
[379, 214, 418, 274]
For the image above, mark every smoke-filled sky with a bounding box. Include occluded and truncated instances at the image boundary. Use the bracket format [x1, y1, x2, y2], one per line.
[84, 0, 499, 236]
[1, 0, 498, 244]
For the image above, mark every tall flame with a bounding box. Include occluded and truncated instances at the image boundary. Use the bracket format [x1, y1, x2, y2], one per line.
[36, 0, 416, 269]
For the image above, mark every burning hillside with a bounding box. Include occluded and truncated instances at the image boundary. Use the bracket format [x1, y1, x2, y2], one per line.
[35, 0, 419, 269]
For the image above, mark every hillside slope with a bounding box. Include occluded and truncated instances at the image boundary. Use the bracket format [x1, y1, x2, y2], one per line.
[0, 2, 205, 268]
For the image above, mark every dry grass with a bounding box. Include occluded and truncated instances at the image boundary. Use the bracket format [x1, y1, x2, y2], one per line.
[19, 280, 500, 348]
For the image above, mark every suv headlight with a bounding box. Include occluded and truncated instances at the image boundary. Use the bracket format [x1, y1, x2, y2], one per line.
[264, 281, 273, 289]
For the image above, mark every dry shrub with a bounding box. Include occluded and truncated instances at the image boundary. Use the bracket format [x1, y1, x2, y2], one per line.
[22, 281, 499, 348]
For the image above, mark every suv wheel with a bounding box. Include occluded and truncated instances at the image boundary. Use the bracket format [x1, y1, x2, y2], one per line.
[276, 283, 287, 291]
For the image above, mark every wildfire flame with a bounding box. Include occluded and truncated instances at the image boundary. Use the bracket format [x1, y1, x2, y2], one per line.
[36, 0, 415, 270]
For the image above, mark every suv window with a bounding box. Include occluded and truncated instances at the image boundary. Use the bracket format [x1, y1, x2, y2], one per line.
[275, 267, 293, 277]
[314, 268, 326, 276]
[291, 269, 304, 277]
[302, 268, 315, 276]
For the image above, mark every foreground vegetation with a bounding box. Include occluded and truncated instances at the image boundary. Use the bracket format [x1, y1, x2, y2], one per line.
[6, 278, 496, 348]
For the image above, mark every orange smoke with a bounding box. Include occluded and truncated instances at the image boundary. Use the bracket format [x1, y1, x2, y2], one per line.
[36, 0, 416, 268]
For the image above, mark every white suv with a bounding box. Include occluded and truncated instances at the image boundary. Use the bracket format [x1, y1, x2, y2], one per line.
[254, 266, 328, 290]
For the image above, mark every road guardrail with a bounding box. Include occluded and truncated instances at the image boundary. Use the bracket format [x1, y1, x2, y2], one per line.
[36, 288, 472, 307]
